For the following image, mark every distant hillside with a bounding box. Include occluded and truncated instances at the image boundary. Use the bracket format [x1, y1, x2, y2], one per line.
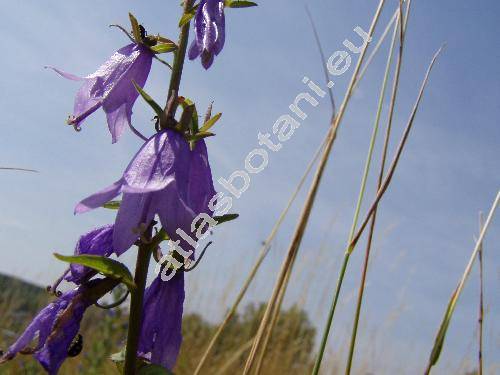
[0, 273, 47, 314]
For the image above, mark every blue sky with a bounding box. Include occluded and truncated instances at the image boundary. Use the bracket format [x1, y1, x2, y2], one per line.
[0, 0, 499, 373]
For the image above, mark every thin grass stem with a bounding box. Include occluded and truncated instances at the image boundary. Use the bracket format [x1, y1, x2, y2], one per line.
[311, 4, 404, 375]
[477, 213, 485, 375]
[346, 2, 410, 373]
[242, 1, 389, 373]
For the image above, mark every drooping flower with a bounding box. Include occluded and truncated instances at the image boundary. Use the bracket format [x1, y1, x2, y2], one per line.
[75, 129, 216, 255]
[188, 0, 226, 69]
[64, 224, 116, 285]
[138, 273, 185, 370]
[0, 279, 114, 374]
[49, 43, 153, 143]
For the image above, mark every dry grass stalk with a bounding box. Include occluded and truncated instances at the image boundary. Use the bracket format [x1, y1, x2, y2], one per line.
[242, 1, 389, 373]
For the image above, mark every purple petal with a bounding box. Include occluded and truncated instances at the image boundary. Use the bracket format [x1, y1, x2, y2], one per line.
[101, 44, 152, 143]
[213, 1, 226, 56]
[201, 51, 215, 70]
[45, 66, 83, 81]
[35, 292, 89, 374]
[113, 192, 155, 254]
[1, 286, 91, 375]
[52, 43, 152, 142]
[105, 103, 130, 144]
[187, 140, 217, 214]
[188, 40, 201, 60]
[65, 225, 115, 284]
[138, 274, 185, 370]
[1, 300, 64, 360]
[122, 131, 188, 193]
[190, 0, 225, 68]
[75, 179, 123, 214]
[155, 184, 196, 243]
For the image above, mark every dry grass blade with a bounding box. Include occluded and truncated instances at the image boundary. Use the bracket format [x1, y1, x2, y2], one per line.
[424, 192, 499, 374]
[252, 253, 295, 374]
[305, 5, 336, 114]
[0, 167, 38, 173]
[242, 1, 389, 373]
[348, 44, 445, 253]
[354, 7, 399, 90]
[216, 339, 254, 375]
[345, 1, 411, 373]
[477, 212, 485, 375]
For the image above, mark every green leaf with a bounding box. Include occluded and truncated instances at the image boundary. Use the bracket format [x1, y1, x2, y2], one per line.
[138, 364, 174, 375]
[179, 6, 198, 27]
[428, 289, 459, 367]
[129, 13, 142, 42]
[156, 36, 176, 45]
[214, 213, 239, 225]
[226, 0, 258, 8]
[132, 81, 164, 118]
[150, 42, 178, 54]
[199, 113, 222, 133]
[103, 200, 121, 210]
[54, 254, 136, 291]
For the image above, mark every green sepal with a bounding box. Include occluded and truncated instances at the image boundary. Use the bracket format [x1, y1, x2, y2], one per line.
[132, 81, 164, 119]
[178, 97, 199, 132]
[129, 13, 142, 43]
[225, 0, 258, 8]
[199, 113, 222, 133]
[54, 254, 136, 291]
[186, 131, 215, 142]
[178, 104, 196, 134]
[103, 200, 121, 210]
[150, 42, 178, 54]
[214, 213, 239, 225]
[179, 5, 198, 27]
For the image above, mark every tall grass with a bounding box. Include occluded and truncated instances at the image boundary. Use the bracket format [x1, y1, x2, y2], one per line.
[242, 1, 388, 372]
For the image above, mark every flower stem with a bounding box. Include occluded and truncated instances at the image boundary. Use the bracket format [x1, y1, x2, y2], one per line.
[163, 0, 195, 122]
[124, 236, 153, 375]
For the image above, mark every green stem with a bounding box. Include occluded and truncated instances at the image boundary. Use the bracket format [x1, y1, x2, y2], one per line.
[123, 2, 193, 373]
[163, 0, 194, 122]
[312, 253, 350, 375]
[345, 6, 403, 373]
[123, 240, 153, 375]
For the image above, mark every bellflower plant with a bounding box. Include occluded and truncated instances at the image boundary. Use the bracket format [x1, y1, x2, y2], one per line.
[2, 2, 255, 374]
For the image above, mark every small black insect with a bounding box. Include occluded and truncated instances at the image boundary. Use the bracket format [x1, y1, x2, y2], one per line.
[67, 334, 83, 357]
[139, 25, 147, 40]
